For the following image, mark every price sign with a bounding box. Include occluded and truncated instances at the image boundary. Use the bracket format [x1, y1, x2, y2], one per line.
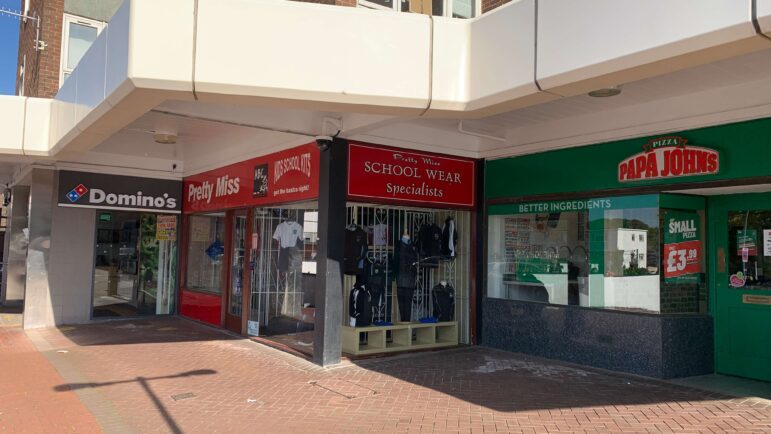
[663, 210, 701, 283]
[664, 240, 702, 279]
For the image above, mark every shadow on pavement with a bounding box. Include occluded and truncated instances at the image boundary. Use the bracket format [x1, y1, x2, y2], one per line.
[44, 316, 746, 414]
[50, 317, 240, 347]
[347, 347, 731, 412]
[54, 369, 217, 434]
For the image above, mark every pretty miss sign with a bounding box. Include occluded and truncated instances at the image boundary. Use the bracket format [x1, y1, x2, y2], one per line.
[184, 143, 319, 213]
[618, 136, 719, 182]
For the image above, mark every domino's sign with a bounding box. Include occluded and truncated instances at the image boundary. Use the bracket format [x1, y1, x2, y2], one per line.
[57, 170, 182, 213]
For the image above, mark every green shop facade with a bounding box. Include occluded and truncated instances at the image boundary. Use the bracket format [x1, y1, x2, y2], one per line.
[482, 117, 771, 381]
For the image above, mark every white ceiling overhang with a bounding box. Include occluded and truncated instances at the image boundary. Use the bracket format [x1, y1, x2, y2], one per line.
[4, 0, 771, 164]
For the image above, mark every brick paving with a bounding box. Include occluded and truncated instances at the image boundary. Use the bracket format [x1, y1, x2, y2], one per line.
[5, 317, 771, 433]
[0, 327, 101, 433]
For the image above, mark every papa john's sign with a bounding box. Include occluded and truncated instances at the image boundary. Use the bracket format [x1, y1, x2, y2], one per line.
[618, 136, 719, 183]
[347, 142, 476, 208]
[184, 143, 319, 213]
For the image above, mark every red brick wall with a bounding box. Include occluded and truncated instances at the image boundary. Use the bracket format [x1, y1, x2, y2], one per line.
[16, 0, 65, 98]
[481, 0, 510, 14]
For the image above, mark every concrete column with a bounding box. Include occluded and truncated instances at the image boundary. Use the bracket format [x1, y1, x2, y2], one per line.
[1, 185, 30, 307]
[313, 139, 348, 366]
[22, 169, 56, 329]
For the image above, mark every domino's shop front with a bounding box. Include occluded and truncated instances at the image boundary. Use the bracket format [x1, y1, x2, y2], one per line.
[483, 117, 771, 381]
[53, 170, 182, 321]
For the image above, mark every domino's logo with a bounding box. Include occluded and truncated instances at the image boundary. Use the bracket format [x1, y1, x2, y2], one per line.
[66, 184, 88, 202]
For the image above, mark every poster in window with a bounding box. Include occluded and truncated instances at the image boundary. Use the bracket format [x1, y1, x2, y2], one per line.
[764, 229, 771, 257]
[155, 215, 177, 241]
[190, 216, 212, 242]
[736, 230, 757, 256]
[663, 210, 701, 283]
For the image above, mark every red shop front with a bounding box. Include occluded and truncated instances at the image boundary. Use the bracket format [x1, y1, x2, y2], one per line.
[178, 139, 478, 361]
[179, 143, 320, 339]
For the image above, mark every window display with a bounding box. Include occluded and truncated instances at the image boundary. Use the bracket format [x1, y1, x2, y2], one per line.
[341, 205, 470, 341]
[488, 211, 588, 305]
[348, 281, 372, 327]
[432, 281, 455, 321]
[395, 233, 418, 322]
[273, 218, 303, 272]
[417, 222, 443, 268]
[248, 206, 318, 339]
[186, 213, 225, 293]
[487, 195, 683, 314]
[344, 224, 368, 276]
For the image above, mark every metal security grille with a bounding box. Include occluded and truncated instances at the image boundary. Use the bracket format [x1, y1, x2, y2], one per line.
[249, 204, 318, 336]
[344, 204, 471, 344]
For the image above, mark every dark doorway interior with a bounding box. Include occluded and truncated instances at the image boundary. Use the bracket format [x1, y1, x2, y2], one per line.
[93, 211, 176, 318]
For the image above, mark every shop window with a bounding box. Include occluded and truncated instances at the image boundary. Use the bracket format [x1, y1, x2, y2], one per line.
[186, 213, 226, 293]
[248, 205, 318, 340]
[488, 195, 677, 314]
[341, 204, 470, 343]
[599, 207, 660, 312]
[660, 209, 706, 313]
[487, 211, 590, 306]
[727, 210, 771, 291]
[60, 14, 105, 87]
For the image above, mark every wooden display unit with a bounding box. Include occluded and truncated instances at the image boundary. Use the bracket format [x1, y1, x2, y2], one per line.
[342, 322, 458, 356]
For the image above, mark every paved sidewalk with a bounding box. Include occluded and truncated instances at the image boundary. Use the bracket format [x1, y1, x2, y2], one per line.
[7, 317, 771, 433]
[0, 327, 101, 433]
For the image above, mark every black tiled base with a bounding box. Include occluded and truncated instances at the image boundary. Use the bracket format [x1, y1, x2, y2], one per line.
[481, 298, 713, 379]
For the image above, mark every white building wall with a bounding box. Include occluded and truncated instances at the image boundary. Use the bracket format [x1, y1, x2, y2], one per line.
[22, 169, 96, 328]
[48, 205, 95, 325]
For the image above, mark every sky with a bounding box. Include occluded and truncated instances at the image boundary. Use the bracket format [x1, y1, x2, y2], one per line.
[0, 0, 21, 95]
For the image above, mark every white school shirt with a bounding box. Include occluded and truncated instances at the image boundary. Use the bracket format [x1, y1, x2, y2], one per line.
[273, 221, 303, 248]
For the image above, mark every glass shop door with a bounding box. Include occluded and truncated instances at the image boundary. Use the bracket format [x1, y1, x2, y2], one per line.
[225, 209, 249, 333]
[710, 192, 771, 382]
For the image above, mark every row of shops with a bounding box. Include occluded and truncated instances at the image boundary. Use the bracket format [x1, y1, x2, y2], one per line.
[16, 117, 771, 382]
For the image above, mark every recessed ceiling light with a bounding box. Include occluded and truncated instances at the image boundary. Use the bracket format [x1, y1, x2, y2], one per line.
[588, 86, 621, 98]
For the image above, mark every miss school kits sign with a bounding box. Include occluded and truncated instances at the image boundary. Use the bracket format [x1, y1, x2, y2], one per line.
[347, 142, 476, 208]
[184, 143, 320, 213]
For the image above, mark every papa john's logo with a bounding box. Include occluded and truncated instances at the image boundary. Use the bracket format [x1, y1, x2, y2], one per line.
[66, 184, 88, 202]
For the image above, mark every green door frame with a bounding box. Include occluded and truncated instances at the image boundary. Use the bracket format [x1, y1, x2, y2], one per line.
[708, 192, 771, 381]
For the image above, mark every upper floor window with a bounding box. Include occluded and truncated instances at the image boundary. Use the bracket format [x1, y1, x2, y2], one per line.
[60, 14, 105, 87]
[358, 0, 477, 19]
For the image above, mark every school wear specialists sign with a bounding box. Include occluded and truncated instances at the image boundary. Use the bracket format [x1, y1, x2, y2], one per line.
[57, 170, 183, 213]
[618, 136, 719, 183]
[347, 142, 476, 208]
[183, 143, 319, 213]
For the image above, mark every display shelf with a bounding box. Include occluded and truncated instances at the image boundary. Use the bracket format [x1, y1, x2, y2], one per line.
[411, 323, 436, 345]
[342, 322, 457, 356]
[436, 322, 458, 344]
